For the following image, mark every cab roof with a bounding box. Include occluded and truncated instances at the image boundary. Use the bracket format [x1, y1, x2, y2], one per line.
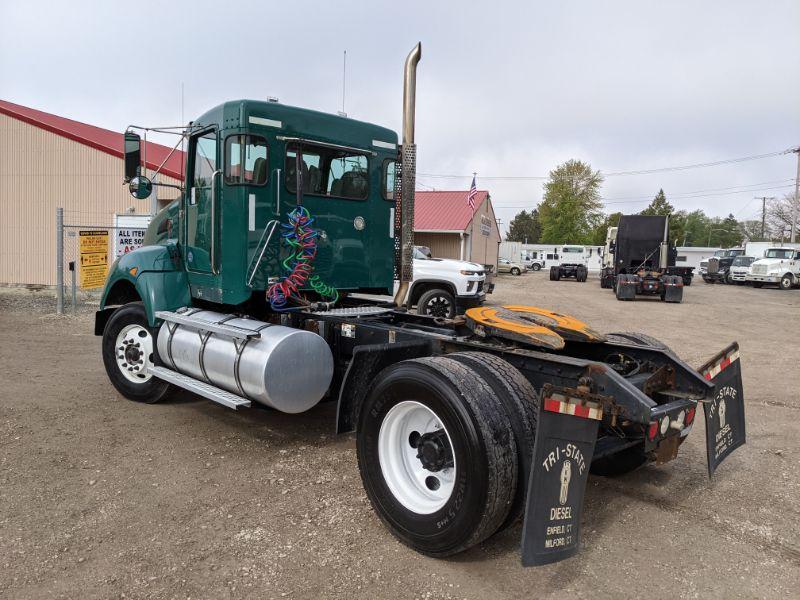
[193, 100, 398, 152]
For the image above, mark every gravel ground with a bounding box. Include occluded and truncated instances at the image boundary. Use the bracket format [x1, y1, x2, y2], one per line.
[1, 276, 798, 600]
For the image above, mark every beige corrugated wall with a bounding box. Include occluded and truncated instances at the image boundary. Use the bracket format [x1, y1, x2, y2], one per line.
[466, 194, 500, 269]
[414, 232, 462, 261]
[0, 113, 181, 286]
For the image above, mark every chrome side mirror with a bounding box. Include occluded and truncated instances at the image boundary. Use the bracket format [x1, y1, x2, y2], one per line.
[129, 175, 152, 200]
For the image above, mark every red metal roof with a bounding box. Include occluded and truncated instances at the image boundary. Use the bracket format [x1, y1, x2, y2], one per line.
[0, 99, 186, 181]
[414, 190, 490, 231]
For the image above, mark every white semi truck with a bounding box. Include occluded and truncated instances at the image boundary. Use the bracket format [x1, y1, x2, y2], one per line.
[746, 247, 800, 290]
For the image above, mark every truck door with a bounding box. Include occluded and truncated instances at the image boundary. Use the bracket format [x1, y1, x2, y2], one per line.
[185, 128, 220, 274]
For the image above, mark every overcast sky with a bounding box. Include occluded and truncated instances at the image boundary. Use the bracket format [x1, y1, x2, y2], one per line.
[2, 0, 798, 235]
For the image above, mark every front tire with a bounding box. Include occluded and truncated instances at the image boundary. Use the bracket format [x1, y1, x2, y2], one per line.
[511, 267, 521, 276]
[532, 263, 541, 271]
[780, 274, 793, 290]
[417, 288, 456, 319]
[102, 302, 170, 403]
[357, 357, 517, 557]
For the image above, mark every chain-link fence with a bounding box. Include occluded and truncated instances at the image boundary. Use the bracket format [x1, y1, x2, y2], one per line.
[55, 207, 151, 314]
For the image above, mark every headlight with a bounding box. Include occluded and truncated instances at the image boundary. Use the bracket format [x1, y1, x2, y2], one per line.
[460, 270, 479, 276]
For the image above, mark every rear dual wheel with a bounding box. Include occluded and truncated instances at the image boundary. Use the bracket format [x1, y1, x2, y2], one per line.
[357, 354, 537, 556]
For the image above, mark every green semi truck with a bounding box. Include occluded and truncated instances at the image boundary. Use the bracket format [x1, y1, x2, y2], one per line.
[95, 44, 746, 566]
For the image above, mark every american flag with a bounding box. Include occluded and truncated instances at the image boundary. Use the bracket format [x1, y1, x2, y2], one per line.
[467, 175, 477, 211]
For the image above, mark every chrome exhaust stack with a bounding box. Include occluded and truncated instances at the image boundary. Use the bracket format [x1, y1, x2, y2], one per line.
[393, 42, 421, 307]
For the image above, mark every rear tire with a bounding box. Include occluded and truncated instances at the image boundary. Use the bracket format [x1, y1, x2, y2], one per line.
[357, 357, 517, 557]
[448, 352, 539, 531]
[417, 288, 456, 319]
[101, 302, 170, 404]
[511, 267, 521, 276]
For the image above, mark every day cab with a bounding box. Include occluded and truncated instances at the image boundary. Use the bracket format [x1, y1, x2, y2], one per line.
[99, 99, 401, 329]
[746, 247, 800, 290]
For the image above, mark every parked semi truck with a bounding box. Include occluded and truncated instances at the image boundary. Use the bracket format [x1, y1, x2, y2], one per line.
[548, 245, 589, 282]
[96, 45, 745, 567]
[600, 215, 694, 302]
[746, 246, 800, 289]
[700, 247, 745, 284]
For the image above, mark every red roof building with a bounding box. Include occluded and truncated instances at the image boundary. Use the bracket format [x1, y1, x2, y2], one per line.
[0, 99, 186, 180]
[0, 100, 185, 286]
[413, 190, 501, 268]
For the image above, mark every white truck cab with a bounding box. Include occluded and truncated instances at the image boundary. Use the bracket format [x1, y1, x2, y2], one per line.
[746, 247, 800, 290]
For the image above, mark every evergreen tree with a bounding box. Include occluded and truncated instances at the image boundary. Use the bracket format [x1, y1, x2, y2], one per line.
[506, 209, 542, 243]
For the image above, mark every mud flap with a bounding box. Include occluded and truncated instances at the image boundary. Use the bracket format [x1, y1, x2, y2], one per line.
[698, 342, 746, 477]
[663, 276, 683, 303]
[615, 275, 636, 300]
[520, 393, 601, 566]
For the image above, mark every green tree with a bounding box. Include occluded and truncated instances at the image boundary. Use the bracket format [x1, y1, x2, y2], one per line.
[640, 189, 674, 216]
[539, 160, 604, 244]
[591, 211, 622, 246]
[506, 209, 542, 243]
[680, 210, 711, 246]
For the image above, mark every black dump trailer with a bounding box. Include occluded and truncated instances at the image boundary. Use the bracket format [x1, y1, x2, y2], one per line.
[599, 215, 693, 302]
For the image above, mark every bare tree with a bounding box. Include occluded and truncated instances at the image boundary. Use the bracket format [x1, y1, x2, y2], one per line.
[766, 193, 800, 240]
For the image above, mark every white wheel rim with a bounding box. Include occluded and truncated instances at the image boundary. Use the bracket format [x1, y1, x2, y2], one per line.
[115, 324, 154, 383]
[378, 400, 456, 514]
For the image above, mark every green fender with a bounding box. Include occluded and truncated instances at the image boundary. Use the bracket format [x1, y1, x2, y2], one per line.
[100, 242, 190, 327]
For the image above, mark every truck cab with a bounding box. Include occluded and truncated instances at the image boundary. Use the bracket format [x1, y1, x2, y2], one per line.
[746, 247, 800, 289]
[101, 100, 400, 326]
[701, 247, 745, 284]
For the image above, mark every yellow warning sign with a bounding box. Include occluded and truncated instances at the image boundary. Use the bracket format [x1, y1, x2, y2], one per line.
[79, 230, 109, 289]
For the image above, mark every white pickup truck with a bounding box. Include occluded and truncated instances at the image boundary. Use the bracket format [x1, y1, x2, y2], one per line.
[408, 246, 490, 318]
[746, 247, 800, 290]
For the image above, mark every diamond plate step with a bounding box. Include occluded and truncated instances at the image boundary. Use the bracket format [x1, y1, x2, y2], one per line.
[155, 311, 262, 340]
[148, 366, 251, 410]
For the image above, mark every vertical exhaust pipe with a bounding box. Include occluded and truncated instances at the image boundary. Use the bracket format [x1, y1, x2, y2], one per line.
[394, 42, 422, 307]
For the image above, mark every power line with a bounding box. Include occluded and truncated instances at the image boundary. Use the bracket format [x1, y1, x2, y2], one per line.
[491, 182, 796, 209]
[418, 148, 794, 181]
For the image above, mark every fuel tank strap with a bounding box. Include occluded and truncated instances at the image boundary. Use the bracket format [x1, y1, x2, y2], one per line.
[233, 324, 273, 400]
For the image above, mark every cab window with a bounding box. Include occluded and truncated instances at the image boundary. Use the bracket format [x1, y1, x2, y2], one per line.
[285, 143, 369, 200]
[383, 160, 396, 200]
[225, 135, 268, 185]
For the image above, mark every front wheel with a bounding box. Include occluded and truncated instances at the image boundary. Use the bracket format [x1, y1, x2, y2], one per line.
[511, 267, 521, 276]
[531, 263, 541, 271]
[101, 302, 170, 403]
[417, 288, 456, 319]
[357, 357, 517, 557]
[780, 274, 794, 290]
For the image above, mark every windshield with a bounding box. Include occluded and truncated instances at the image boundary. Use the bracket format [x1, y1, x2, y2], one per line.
[413, 247, 429, 260]
[724, 249, 744, 257]
[714, 250, 725, 257]
[764, 249, 793, 259]
[732, 256, 754, 266]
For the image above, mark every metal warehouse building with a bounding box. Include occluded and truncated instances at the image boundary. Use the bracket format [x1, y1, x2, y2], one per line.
[0, 100, 183, 287]
[414, 190, 501, 270]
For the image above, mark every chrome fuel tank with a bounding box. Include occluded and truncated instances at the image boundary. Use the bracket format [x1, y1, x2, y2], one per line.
[156, 310, 333, 413]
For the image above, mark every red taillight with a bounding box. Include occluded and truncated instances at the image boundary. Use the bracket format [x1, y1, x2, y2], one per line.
[648, 421, 658, 440]
[686, 406, 696, 426]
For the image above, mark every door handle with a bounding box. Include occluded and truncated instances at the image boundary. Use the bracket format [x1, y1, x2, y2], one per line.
[275, 168, 281, 216]
[210, 169, 222, 274]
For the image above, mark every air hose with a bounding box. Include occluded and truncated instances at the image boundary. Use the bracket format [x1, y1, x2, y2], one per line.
[267, 206, 339, 311]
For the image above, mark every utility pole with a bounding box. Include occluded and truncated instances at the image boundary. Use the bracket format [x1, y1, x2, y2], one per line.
[755, 196, 775, 240]
[792, 147, 799, 243]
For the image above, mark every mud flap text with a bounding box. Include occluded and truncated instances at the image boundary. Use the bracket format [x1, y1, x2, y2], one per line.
[521, 402, 599, 566]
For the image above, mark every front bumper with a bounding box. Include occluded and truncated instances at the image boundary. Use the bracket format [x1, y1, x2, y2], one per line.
[455, 292, 486, 312]
[746, 274, 780, 283]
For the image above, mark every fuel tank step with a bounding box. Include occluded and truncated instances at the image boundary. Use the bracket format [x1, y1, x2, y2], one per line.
[148, 365, 251, 410]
